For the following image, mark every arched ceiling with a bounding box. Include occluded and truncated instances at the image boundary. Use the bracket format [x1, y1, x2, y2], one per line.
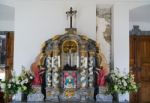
[0, 4, 14, 21]
[130, 5, 150, 22]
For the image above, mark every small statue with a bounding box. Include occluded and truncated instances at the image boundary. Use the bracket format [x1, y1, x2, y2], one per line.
[31, 55, 43, 85]
[29, 55, 45, 101]
[97, 66, 107, 87]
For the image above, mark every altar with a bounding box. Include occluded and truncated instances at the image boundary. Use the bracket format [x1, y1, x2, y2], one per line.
[29, 7, 102, 102]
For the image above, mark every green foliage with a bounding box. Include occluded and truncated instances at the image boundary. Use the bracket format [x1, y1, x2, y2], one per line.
[105, 68, 138, 94]
[0, 66, 34, 99]
[16, 66, 34, 94]
[1, 80, 18, 99]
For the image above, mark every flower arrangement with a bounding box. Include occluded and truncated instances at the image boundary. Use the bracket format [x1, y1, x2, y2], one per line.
[105, 68, 138, 94]
[1, 71, 18, 98]
[16, 66, 34, 94]
[0, 66, 34, 99]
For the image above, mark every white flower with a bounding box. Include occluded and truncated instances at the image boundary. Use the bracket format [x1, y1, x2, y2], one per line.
[124, 75, 127, 79]
[114, 85, 118, 91]
[30, 76, 33, 79]
[16, 81, 20, 84]
[24, 78, 28, 83]
[122, 79, 125, 83]
[21, 81, 25, 85]
[23, 86, 27, 90]
[0, 83, 5, 89]
[12, 78, 15, 82]
[8, 84, 11, 88]
[118, 81, 121, 85]
[118, 80, 121, 84]
[118, 73, 123, 77]
[123, 81, 127, 86]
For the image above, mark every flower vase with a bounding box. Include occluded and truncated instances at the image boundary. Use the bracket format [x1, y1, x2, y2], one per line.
[21, 93, 28, 102]
[112, 93, 119, 103]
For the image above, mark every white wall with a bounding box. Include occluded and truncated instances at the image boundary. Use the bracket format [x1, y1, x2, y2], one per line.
[0, 20, 14, 31]
[14, 0, 96, 73]
[112, 3, 130, 73]
[130, 21, 150, 31]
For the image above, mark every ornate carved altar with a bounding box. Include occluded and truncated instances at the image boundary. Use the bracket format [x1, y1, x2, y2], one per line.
[37, 7, 101, 102]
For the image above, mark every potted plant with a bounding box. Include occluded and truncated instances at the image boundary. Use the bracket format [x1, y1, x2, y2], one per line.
[16, 67, 34, 101]
[0, 71, 19, 102]
[0, 67, 34, 102]
[105, 68, 138, 103]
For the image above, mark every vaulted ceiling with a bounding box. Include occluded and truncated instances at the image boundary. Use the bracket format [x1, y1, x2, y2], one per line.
[0, 1, 150, 23]
[0, 4, 14, 21]
[130, 5, 150, 23]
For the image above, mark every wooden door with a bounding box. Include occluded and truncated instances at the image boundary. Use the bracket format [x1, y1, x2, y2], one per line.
[3, 32, 14, 103]
[130, 35, 150, 103]
[5, 32, 14, 80]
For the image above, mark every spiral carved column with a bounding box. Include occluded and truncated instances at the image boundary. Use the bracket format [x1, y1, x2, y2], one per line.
[52, 50, 60, 89]
[88, 52, 95, 88]
[45, 52, 53, 87]
[80, 51, 88, 88]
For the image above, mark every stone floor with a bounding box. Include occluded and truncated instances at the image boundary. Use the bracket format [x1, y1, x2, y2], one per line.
[11, 101, 128, 103]
[12, 101, 111, 103]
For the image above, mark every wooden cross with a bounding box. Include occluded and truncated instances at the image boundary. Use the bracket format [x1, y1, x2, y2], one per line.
[66, 7, 77, 28]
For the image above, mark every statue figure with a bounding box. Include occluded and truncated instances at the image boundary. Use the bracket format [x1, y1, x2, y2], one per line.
[97, 66, 108, 87]
[31, 55, 43, 85]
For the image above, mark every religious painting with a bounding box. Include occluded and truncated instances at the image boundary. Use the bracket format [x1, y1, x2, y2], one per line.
[96, 6, 111, 69]
[0, 34, 6, 68]
[63, 71, 77, 89]
[0, 33, 6, 81]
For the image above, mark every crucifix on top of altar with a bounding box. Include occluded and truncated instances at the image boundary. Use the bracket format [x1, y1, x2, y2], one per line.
[65, 7, 77, 34]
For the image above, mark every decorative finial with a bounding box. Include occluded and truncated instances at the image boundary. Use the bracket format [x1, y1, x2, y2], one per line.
[65, 7, 77, 34]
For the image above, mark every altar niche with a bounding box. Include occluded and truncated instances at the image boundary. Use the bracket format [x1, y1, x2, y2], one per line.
[62, 40, 78, 68]
[37, 7, 101, 102]
[61, 40, 78, 90]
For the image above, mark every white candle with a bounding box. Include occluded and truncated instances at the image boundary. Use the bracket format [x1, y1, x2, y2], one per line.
[70, 53, 72, 66]
[68, 54, 70, 65]
[58, 56, 60, 67]
[52, 57, 54, 68]
[85, 57, 88, 68]
[77, 55, 79, 68]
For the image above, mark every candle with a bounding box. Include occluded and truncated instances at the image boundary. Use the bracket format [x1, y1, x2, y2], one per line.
[77, 55, 79, 68]
[68, 54, 70, 65]
[85, 57, 88, 68]
[58, 56, 60, 67]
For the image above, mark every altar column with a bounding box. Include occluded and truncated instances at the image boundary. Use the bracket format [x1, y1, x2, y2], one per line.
[80, 50, 88, 88]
